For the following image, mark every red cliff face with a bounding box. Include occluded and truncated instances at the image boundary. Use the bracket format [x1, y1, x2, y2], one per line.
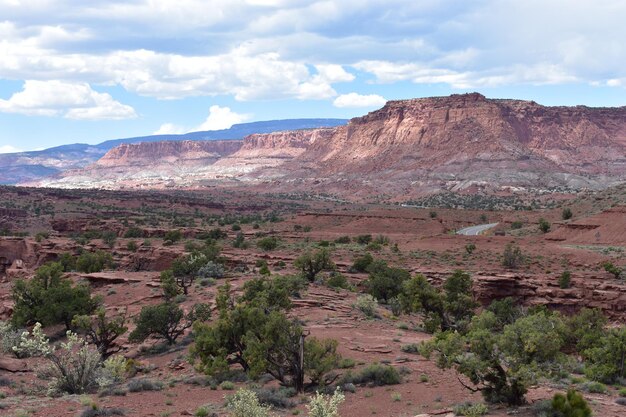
[40, 93, 626, 195]
[97, 140, 243, 167]
[300, 93, 626, 177]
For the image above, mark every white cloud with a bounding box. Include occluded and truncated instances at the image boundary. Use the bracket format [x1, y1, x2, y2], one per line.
[153, 123, 186, 135]
[196, 105, 250, 131]
[0, 80, 137, 120]
[0, 0, 625, 114]
[0, 144, 22, 154]
[333, 93, 386, 108]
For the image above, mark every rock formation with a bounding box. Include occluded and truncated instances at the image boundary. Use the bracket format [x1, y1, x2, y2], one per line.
[32, 93, 626, 198]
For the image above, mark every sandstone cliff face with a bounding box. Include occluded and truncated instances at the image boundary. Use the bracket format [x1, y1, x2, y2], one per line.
[97, 140, 243, 167]
[37, 93, 626, 195]
[302, 93, 626, 176]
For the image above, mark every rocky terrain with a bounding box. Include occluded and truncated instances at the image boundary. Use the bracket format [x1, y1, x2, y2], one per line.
[33, 93, 626, 200]
[0, 185, 625, 417]
[0, 119, 346, 185]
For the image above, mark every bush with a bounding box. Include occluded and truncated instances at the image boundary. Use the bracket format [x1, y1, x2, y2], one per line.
[257, 237, 279, 251]
[127, 378, 164, 392]
[400, 344, 419, 354]
[342, 363, 401, 386]
[226, 389, 273, 417]
[197, 261, 225, 279]
[220, 381, 235, 390]
[354, 295, 378, 318]
[254, 387, 297, 409]
[602, 261, 623, 279]
[453, 402, 489, 417]
[19, 326, 104, 395]
[294, 248, 334, 282]
[126, 241, 138, 252]
[580, 381, 607, 394]
[551, 389, 592, 417]
[124, 227, 144, 238]
[511, 221, 523, 229]
[326, 272, 350, 290]
[11, 262, 99, 329]
[559, 271, 572, 289]
[355, 234, 372, 245]
[350, 253, 373, 273]
[306, 387, 345, 417]
[0, 321, 23, 357]
[164, 230, 183, 245]
[334, 236, 351, 244]
[538, 218, 551, 233]
[465, 243, 476, 255]
[72, 309, 127, 359]
[76, 251, 114, 273]
[502, 243, 524, 269]
[102, 231, 117, 248]
[562, 208, 573, 220]
[129, 302, 210, 345]
[365, 260, 410, 302]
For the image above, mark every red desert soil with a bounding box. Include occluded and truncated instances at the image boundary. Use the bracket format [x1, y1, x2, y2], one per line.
[0, 186, 625, 417]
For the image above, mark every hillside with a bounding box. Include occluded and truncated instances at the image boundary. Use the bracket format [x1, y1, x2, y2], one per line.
[32, 93, 626, 199]
[0, 119, 347, 184]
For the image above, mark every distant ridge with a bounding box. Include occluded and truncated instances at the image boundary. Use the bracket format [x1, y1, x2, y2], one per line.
[0, 118, 347, 184]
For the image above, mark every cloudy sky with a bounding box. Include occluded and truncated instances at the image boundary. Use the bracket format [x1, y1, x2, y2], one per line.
[1, 0, 625, 152]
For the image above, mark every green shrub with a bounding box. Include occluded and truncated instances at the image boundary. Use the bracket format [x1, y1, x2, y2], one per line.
[11, 262, 99, 329]
[355, 234, 372, 245]
[129, 302, 210, 345]
[342, 363, 401, 386]
[306, 388, 345, 417]
[220, 381, 235, 390]
[365, 260, 410, 302]
[350, 253, 373, 272]
[326, 272, 350, 290]
[226, 389, 273, 417]
[538, 218, 551, 233]
[163, 230, 183, 245]
[502, 243, 524, 269]
[511, 221, 523, 229]
[334, 236, 351, 244]
[400, 344, 419, 354]
[76, 251, 114, 273]
[257, 237, 279, 251]
[562, 208, 573, 220]
[338, 358, 355, 369]
[551, 389, 591, 417]
[465, 243, 476, 255]
[453, 402, 489, 417]
[294, 248, 334, 282]
[127, 379, 163, 392]
[354, 295, 378, 318]
[254, 387, 297, 409]
[559, 271, 572, 289]
[124, 227, 144, 238]
[580, 381, 607, 394]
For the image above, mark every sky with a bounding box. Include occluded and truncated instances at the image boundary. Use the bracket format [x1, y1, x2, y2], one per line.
[1, 0, 626, 153]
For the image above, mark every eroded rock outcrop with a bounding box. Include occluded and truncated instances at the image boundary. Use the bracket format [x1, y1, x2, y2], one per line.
[36, 93, 626, 196]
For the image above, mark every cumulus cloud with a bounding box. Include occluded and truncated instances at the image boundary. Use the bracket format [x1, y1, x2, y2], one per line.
[333, 93, 386, 108]
[0, 80, 137, 120]
[153, 123, 186, 135]
[0, 0, 625, 111]
[196, 105, 250, 131]
[155, 105, 252, 135]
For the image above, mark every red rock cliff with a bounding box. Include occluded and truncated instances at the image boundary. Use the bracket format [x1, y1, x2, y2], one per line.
[97, 140, 243, 167]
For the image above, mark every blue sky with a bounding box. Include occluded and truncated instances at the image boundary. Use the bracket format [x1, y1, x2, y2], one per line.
[1, 0, 625, 152]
